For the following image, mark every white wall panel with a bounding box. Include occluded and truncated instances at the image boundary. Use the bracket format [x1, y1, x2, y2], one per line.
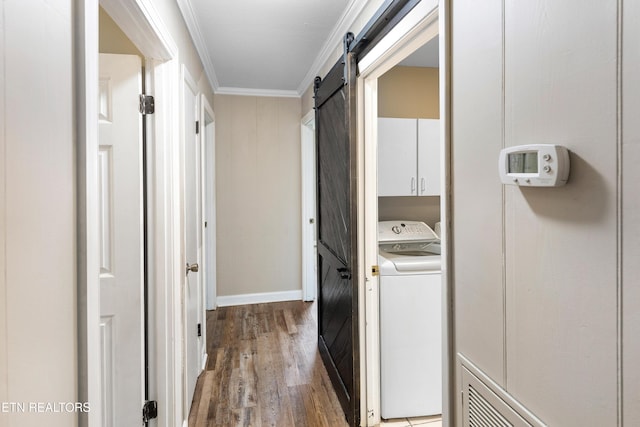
[3, 0, 77, 426]
[503, 1, 618, 425]
[452, 0, 627, 425]
[451, 0, 505, 387]
[623, 0, 640, 424]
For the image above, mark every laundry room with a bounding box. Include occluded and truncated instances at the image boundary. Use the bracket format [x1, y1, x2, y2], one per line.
[376, 33, 444, 425]
[377, 36, 441, 229]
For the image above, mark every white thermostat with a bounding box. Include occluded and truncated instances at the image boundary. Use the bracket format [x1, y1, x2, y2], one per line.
[499, 144, 570, 187]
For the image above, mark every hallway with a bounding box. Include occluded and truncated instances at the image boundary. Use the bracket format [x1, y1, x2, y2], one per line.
[188, 301, 349, 427]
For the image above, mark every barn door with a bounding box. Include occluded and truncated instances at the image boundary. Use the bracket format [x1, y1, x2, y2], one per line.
[313, 2, 430, 425]
[315, 34, 360, 426]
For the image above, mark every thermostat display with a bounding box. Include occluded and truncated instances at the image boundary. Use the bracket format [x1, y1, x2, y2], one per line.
[499, 144, 570, 187]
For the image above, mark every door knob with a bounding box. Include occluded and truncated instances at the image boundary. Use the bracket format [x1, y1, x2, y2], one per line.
[186, 262, 199, 274]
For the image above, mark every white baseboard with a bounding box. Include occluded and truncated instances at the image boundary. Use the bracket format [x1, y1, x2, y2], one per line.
[201, 352, 208, 372]
[216, 290, 303, 307]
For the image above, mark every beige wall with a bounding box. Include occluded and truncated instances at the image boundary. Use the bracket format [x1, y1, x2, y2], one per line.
[451, 0, 636, 425]
[99, 7, 142, 56]
[378, 196, 440, 230]
[215, 95, 302, 298]
[378, 66, 439, 118]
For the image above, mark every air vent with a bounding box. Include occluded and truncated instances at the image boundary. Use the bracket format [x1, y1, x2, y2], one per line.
[460, 355, 547, 427]
[468, 384, 512, 427]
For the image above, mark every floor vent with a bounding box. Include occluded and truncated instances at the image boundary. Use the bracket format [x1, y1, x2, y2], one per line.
[460, 355, 546, 427]
[468, 383, 512, 427]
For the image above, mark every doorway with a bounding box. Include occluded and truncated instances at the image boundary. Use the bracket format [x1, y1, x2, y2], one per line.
[357, 4, 451, 426]
[182, 66, 205, 419]
[79, 1, 183, 426]
[301, 110, 317, 302]
[201, 96, 217, 311]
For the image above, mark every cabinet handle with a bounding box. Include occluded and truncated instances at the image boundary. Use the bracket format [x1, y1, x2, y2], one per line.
[421, 177, 425, 194]
[411, 177, 416, 193]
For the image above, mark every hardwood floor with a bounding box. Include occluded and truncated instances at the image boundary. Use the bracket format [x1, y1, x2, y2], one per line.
[188, 300, 349, 427]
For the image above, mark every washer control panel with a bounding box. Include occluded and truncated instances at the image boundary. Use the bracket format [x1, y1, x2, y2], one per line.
[379, 221, 439, 243]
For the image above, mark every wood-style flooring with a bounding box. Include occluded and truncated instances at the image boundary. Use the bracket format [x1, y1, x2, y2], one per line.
[188, 300, 349, 427]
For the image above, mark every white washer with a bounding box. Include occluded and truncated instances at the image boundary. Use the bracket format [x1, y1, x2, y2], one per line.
[379, 220, 442, 419]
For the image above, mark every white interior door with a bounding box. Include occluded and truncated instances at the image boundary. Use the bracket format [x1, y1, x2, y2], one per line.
[183, 69, 202, 413]
[98, 53, 144, 427]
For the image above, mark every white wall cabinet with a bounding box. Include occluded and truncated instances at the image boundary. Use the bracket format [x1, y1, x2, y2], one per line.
[378, 117, 440, 196]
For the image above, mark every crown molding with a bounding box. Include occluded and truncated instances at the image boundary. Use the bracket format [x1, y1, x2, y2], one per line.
[177, 0, 371, 98]
[296, 0, 371, 95]
[176, 0, 220, 90]
[216, 87, 301, 98]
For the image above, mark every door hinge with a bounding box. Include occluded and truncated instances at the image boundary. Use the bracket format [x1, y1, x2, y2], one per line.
[197, 323, 202, 337]
[204, 221, 208, 228]
[139, 94, 155, 115]
[371, 265, 379, 276]
[142, 400, 158, 423]
[195, 120, 200, 134]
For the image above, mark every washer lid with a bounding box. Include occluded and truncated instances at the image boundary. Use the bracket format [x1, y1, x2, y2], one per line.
[379, 251, 441, 273]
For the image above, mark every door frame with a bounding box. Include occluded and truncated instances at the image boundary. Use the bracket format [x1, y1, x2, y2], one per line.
[77, 1, 181, 426]
[201, 96, 216, 311]
[356, 1, 452, 426]
[180, 64, 205, 418]
[301, 109, 317, 302]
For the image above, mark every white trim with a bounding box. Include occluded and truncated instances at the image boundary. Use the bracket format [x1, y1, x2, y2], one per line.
[438, 5, 453, 424]
[101, 0, 176, 60]
[301, 110, 317, 302]
[301, 109, 315, 127]
[175, 0, 220, 90]
[356, 2, 442, 425]
[77, 1, 101, 425]
[216, 86, 301, 98]
[358, 0, 439, 75]
[201, 96, 217, 311]
[216, 290, 304, 307]
[201, 352, 208, 372]
[361, 75, 380, 427]
[149, 55, 182, 427]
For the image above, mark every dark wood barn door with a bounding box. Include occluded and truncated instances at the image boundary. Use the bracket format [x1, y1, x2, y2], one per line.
[313, 3, 422, 425]
[314, 34, 360, 426]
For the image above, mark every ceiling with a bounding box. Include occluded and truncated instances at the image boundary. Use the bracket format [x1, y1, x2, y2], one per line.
[399, 35, 439, 68]
[177, 0, 370, 97]
[177, 0, 439, 97]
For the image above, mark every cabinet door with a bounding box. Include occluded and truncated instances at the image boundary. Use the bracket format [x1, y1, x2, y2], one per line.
[418, 119, 440, 196]
[378, 118, 418, 196]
